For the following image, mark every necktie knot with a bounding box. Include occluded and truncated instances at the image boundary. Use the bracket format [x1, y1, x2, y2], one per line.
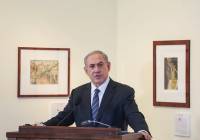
[94, 88, 100, 95]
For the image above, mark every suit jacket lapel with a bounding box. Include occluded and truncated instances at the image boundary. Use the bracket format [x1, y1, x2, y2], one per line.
[96, 79, 116, 120]
[80, 84, 92, 120]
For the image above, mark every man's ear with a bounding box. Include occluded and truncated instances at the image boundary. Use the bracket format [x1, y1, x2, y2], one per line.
[107, 62, 111, 71]
[84, 66, 88, 74]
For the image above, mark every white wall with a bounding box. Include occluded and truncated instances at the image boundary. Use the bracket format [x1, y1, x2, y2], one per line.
[117, 0, 200, 140]
[1, 0, 200, 140]
[0, 0, 117, 140]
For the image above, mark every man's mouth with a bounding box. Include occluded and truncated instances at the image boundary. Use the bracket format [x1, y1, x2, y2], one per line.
[94, 75, 101, 79]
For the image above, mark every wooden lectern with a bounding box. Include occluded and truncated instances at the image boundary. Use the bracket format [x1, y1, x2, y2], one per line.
[6, 126, 145, 140]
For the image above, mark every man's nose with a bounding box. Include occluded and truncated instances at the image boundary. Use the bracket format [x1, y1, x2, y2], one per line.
[94, 65, 100, 72]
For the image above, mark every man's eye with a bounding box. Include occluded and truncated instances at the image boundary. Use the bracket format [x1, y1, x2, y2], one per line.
[89, 65, 95, 68]
[97, 63, 103, 67]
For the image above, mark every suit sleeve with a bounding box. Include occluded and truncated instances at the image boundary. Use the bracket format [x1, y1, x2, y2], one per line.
[124, 88, 150, 133]
[43, 91, 76, 126]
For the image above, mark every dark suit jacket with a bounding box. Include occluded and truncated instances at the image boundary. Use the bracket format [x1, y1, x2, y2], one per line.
[44, 79, 150, 132]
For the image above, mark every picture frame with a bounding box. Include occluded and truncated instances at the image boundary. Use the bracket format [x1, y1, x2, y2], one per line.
[18, 47, 70, 97]
[153, 40, 190, 107]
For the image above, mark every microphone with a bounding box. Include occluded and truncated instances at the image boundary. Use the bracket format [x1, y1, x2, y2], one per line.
[81, 120, 111, 128]
[80, 120, 129, 135]
[56, 97, 81, 126]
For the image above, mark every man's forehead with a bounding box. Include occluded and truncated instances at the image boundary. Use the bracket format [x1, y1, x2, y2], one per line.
[87, 60, 105, 65]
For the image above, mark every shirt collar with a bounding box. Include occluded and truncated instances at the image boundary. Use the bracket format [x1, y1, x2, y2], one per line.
[91, 77, 110, 93]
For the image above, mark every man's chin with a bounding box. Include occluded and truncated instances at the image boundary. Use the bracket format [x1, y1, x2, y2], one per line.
[93, 79, 103, 86]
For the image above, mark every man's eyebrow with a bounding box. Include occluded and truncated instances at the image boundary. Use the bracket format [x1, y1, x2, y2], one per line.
[98, 61, 104, 64]
[88, 61, 104, 65]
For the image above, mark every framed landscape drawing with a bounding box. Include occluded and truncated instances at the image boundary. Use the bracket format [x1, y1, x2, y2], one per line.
[18, 47, 70, 97]
[153, 40, 190, 107]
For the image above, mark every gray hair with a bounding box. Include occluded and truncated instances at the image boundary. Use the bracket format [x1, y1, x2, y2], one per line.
[84, 50, 109, 65]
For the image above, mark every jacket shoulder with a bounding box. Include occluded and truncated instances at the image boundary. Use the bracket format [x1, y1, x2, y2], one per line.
[71, 82, 90, 93]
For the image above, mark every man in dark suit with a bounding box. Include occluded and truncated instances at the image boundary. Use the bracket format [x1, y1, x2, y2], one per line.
[43, 50, 151, 140]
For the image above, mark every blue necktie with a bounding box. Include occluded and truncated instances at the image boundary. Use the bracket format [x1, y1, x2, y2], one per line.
[92, 89, 100, 121]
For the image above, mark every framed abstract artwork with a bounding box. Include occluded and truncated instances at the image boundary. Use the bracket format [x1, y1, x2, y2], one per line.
[153, 40, 190, 107]
[18, 47, 70, 97]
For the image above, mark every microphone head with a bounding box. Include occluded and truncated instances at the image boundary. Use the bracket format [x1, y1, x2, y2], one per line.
[80, 120, 90, 126]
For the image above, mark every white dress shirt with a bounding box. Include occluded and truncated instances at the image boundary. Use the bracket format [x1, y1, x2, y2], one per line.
[90, 77, 110, 106]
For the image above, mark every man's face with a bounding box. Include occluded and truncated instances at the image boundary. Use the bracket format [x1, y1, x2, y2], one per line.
[84, 53, 110, 87]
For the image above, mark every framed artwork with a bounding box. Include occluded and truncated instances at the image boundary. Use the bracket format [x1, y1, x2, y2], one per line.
[153, 40, 190, 107]
[18, 47, 70, 97]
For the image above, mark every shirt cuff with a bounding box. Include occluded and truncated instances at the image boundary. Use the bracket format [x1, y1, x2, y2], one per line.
[138, 130, 149, 134]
